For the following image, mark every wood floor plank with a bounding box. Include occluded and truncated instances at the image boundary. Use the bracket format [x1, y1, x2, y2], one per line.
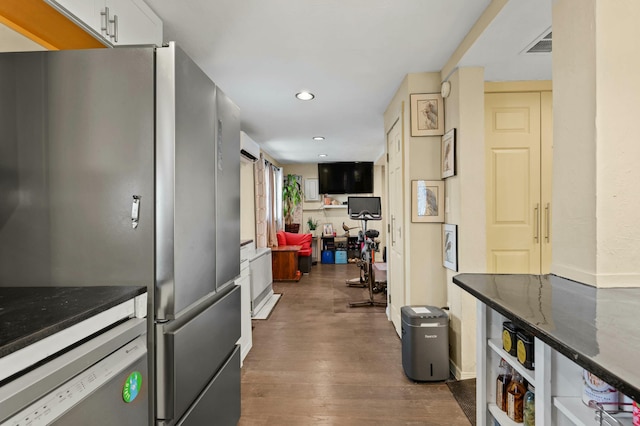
[239, 263, 470, 425]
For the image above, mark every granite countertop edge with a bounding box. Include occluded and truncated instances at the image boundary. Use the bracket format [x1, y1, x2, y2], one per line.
[0, 286, 147, 358]
[452, 273, 640, 402]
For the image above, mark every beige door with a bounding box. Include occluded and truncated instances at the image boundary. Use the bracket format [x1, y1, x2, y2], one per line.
[485, 91, 552, 273]
[387, 116, 404, 334]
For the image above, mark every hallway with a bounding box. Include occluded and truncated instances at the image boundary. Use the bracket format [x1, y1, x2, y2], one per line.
[239, 263, 470, 425]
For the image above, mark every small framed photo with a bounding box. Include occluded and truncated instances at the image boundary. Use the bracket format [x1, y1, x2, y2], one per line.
[442, 128, 456, 178]
[443, 224, 458, 271]
[410, 93, 444, 136]
[323, 223, 334, 236]
[411, 180, 444, 223]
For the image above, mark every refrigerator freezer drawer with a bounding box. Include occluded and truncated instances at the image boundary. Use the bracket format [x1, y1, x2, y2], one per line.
[156, 285, 240, 423]
[177, 345, 240, 426]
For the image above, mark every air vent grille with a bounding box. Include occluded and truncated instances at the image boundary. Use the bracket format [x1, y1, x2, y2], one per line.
[526, 31, 552, 53]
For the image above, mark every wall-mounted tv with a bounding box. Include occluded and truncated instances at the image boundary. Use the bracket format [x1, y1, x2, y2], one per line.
[318, 162, 374, 194]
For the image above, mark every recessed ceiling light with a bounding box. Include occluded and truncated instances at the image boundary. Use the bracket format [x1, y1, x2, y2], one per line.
[319, 154, 327, 158]
[295, 91, 315, 101]
[313, 136, 325, 141]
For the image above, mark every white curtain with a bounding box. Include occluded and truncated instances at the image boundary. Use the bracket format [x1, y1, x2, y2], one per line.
[254, 156, 282, 248]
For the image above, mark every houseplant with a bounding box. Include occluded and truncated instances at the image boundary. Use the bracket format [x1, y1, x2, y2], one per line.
[283, 174, 303, 233]
[306, 217, 319, 235]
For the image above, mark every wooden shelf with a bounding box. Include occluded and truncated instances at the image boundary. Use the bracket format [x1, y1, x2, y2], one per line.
[487, 338, 535, 385]
[488, 403, 520, 426]
[322, 205, 347, 209]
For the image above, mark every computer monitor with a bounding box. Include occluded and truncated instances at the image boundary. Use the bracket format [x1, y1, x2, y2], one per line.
[347, 196, 382, 220]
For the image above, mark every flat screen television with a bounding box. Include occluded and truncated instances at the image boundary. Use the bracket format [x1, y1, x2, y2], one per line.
[318, 162, 373, 194]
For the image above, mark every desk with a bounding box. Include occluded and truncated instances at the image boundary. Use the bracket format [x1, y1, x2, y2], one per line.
[271, 245, 302, 281]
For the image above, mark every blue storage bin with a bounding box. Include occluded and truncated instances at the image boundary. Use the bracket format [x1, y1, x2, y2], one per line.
[321, 250, 334, 264]
[335, 250, 347, 264]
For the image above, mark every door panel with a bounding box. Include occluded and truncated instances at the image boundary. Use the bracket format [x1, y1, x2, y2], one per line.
[156, 44, 219, 318]
[492, 251, 531, 273]
[178, 347, 240, 426]
[493, 149, 532, 223]
[486, 92, 541, 274]
[46, 48, 155, 286]
[215, 88, 241, 290]
[155, 285, 240, 423]
[387, 116, 404, 335]
[486, 90, 553, 274]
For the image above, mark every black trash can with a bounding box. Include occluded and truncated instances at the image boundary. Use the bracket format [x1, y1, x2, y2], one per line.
[401, 305, 449, 381]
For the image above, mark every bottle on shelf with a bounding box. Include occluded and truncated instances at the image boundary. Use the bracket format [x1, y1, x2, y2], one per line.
[496, 358, 512, 412]
[523, 384, 535, 425]
[507, 372, 527, 423]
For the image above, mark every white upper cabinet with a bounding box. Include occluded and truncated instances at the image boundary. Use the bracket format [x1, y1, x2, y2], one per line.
[45, 0, 163, 47]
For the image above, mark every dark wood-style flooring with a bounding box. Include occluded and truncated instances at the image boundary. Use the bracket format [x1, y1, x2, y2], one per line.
[239, 263, 471, 425]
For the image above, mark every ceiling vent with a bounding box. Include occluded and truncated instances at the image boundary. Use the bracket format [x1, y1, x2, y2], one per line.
[523, 28, 552, 54]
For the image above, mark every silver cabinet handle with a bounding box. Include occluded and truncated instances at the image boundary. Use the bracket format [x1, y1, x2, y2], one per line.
[110, 14, 119, 42]
[100, 7, 111, 36]
[545, 203, 550, 242]
[534, 203, 539, 243]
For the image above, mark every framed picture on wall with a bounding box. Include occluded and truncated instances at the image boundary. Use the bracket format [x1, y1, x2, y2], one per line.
[442, 128, 456, 178]
[411, 180, 444, 223]
[443, 224, 458, 271]
[410, 93, 444, 136]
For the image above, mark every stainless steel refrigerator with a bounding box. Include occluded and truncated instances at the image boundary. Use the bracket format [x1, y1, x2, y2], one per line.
[0, 43, 241, 425]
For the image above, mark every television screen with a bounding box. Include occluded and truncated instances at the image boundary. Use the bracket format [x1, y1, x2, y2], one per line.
[318, 162, 373, 194]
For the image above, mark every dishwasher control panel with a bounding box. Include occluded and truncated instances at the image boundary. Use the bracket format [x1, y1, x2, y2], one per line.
[5, 336, 146, 426]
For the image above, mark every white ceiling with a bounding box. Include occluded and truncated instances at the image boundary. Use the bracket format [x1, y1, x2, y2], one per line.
[144, 0, 552, 164]
[2, 1, 552, 164]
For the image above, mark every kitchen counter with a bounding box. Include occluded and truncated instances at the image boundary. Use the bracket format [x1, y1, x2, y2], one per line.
[453, 273, 640, 401]
[0, 286, 146, 358]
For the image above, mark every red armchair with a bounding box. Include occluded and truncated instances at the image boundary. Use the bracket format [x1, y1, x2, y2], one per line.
[276, 231, 313, 274]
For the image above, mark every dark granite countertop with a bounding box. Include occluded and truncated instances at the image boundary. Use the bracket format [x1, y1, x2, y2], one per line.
[0, 286, 146, 358]
[453, 273, 640, 401]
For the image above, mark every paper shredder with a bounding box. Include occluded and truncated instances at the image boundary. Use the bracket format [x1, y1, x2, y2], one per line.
[401, 305, 449, 381]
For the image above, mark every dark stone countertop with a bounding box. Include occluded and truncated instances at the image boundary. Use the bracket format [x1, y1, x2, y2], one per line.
[453, 273, 640, 401]
[0, 286, 146, 358]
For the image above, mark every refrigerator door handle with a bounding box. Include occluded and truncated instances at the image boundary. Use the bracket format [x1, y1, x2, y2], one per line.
[131, 195, 141, 229]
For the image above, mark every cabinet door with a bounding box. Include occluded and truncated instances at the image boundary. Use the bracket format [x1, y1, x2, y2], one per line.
[45, 0, 162, 47]
[44, 0, 104, 36]
[107, 0, 163, 46]
[485, 92, 542, 274]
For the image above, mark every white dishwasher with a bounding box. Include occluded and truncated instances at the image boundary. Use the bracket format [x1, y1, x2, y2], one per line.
[0, 289, 148, 426]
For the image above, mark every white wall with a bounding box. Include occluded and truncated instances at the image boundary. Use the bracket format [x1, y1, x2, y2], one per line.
[552, 0, 640, 287]
[406, 73, 448, 307]
[443, 67, 486, 379]
[282, 163, 387, 251]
